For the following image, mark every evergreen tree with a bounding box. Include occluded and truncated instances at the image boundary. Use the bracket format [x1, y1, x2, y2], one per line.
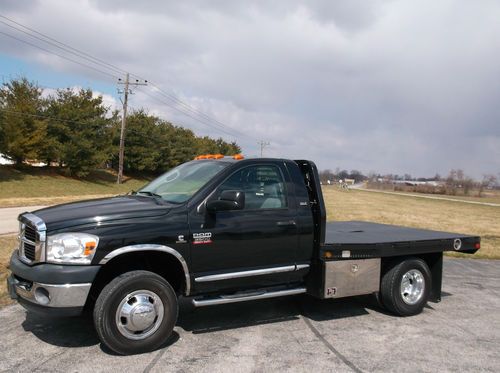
[0, 78, 47, 164]
[0, 77, 242, 177]
[44, 88, 114, 177]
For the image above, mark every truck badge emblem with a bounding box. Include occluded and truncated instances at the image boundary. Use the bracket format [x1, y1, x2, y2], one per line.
[351, 264, 359, 273]
[176, 235, 187, 244]
[193, 232, 213, 245]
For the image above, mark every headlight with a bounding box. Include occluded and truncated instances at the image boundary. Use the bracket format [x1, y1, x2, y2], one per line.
[46, 233, 99, 264]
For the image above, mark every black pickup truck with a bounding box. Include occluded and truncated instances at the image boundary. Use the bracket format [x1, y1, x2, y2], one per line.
[7, 156, 480, 354]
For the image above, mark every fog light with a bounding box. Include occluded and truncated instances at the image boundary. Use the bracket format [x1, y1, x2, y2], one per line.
[35, 287, 50, 305]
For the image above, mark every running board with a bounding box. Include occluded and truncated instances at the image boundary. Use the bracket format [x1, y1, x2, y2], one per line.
[192, 287, 307, 307]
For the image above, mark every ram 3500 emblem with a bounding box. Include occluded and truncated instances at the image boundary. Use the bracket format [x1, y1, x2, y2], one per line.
[193, 232, 213, 245]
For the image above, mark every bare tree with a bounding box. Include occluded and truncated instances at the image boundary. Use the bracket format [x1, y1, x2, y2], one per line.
[479, 174, 498, 196]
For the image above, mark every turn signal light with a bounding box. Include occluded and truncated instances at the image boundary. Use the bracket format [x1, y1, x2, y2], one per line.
[84, 242, 97, 256]
[324, 251, 333, 259]
[232, 154, 244, 160]
[474, 242, 480, 250]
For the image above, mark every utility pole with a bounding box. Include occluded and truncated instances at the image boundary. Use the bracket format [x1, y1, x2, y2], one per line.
[259, 140, 270, 157]
[117, 73, 147, 184]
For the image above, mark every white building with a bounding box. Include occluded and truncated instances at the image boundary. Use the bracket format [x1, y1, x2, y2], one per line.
[0, 154, 14, 165]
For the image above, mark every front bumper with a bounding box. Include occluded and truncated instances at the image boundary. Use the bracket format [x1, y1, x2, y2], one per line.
[8, 251, 100, 316]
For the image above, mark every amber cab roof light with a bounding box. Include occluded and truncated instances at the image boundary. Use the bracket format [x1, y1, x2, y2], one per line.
[194, 154, 244, 160]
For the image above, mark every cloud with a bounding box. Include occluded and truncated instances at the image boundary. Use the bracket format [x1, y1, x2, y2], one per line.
[0, 0, 499, 177]
[40, 86, 120, 113]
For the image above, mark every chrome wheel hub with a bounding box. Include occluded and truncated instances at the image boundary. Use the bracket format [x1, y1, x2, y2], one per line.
[115, 290, 164, 340]
[400, 269, 425, 305]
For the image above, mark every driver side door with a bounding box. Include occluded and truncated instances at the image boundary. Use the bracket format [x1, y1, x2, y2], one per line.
[189, 162, 300, 294]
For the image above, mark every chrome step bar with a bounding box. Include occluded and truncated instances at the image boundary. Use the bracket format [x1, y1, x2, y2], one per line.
[192, 287, 306, 307]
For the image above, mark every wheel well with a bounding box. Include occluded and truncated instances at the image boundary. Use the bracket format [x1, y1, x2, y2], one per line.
[380, 252, 443, 302]
[85, 251, 187, 312]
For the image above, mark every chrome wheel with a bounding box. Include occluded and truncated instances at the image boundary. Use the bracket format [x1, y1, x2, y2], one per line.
[400, 269, 425, 305]
[115, 290, 164, 340]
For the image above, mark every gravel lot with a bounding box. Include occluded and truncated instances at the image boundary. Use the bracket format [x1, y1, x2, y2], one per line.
[0, 258, 498, 373]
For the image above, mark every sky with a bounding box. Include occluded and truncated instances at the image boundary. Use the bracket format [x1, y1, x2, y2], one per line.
[0, 0, 499, 179]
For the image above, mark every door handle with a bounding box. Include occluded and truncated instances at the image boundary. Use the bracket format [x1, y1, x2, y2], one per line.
[276, 220, 296, 227]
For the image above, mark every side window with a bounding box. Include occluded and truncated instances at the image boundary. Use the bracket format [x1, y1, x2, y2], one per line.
[218, 165, 288, 210]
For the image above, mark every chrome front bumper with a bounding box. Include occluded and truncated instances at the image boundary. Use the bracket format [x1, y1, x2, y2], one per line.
[9, 275, 91, 308]
[8, 250, 100, 315]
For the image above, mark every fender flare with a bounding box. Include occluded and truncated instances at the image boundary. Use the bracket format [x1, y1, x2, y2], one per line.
[98, 244, 191, 296]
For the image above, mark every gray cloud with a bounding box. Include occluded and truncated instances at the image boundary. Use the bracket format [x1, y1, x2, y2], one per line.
[1, 0, 499, 178]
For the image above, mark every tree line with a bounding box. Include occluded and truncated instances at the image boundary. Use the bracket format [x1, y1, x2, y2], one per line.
[319, 166, 499, 196]
[319, 168, 367, 183]
[0, 78, 241, 177]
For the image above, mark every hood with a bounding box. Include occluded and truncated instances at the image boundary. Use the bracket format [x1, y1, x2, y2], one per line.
[29, 195, 172, 231]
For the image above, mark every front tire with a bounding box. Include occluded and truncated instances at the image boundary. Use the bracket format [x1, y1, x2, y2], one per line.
[380, 258, 431, 316]
[93, 270, 178, 355]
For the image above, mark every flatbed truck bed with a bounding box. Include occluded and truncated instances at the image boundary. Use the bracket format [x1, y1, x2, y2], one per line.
[322, 221, 479, 258]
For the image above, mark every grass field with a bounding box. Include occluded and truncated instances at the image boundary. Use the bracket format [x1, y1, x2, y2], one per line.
[0, 166, 150, 207]
[324, 187, 499, 259]
[362, 187, 500, 205]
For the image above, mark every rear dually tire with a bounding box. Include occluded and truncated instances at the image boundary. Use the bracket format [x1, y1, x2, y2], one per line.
[380, 258, 431, 316]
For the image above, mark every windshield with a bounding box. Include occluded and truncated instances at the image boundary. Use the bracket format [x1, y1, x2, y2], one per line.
[138, 161, 229, 203]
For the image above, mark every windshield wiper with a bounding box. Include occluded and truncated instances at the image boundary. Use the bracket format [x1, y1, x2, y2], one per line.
[135, 191, 162, 198]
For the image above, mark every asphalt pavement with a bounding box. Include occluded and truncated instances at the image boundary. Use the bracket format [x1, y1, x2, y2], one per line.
[0, 258, 498, 372]
[0, 206, 47, 235]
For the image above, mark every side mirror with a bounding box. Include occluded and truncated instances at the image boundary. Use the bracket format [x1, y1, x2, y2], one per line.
[206, 190, 245, 212]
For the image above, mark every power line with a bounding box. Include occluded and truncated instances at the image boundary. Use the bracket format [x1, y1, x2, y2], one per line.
[116, 73, 148, 184]
[0, 108, 110, 128]
[129, 70, 254, 139]
[0, 103, 234, 145]
[0, 14, 126, 76]
[146, 82, 252, 139]
[0, 14, 246, 138]
[0, 14, 258, 144]
[0, 107, 237, 157]
[0, 108, 158, 147]
[259, 140, 270, 157]
[0, 30, 119, 81]
[134, 86, 244, 139]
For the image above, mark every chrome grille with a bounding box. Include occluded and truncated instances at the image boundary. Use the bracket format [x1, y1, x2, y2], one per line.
[18, 213, 46, 265]
[24, 225, 37, 242]
[23, 242, 36, 261]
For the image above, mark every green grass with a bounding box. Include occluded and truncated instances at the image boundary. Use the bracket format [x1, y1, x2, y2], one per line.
[0, 166, 151, 207]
